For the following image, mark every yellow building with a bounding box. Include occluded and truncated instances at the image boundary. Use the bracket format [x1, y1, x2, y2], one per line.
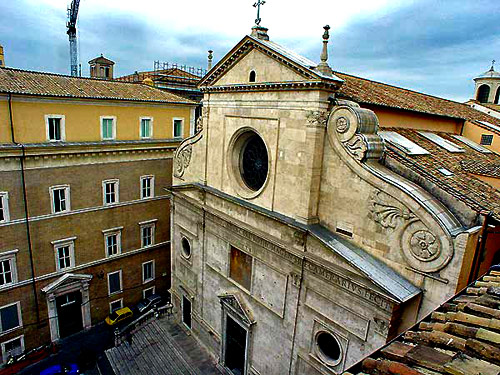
[0, 66, 196, 360]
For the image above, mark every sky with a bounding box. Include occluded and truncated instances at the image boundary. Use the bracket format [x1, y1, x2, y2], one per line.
[0, 0, 499, 102]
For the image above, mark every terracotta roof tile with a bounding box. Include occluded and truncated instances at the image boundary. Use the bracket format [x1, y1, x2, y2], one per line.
[334, 71, 500, 126]
[0, 67, 196, 104]
[381, 128, 500, 221]
[345, 268, 500, 374]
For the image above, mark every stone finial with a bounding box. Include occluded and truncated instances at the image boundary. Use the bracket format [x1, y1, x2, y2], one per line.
[316, 25, 333, 76]
[208, 50, 213, 70]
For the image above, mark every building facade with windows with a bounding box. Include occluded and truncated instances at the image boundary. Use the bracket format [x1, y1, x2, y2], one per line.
[170, 26, 500, 374]
[0, 67, 196, 360]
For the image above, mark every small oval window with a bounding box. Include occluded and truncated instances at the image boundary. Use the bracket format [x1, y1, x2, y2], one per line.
[315, 331, 342, 366]
[181, 237, 191, 259]
[249, 70, 256, 82]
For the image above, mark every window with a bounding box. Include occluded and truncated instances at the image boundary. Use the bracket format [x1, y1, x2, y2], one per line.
[108, 270, 122, 295]
[142, 260, 155, 283]
[181, 237, 191, 259]
[140, 117, 153, 139]
[109, 299, 123, 313]
[315, 331, 342, 366]
[49, 185, 70, 214]
[0, 192, 9, 223]
[52, 238, 76, 272]
[229, 246, 253, 291]
[140, 176, 154, 199]
[480, 134, 494, 146]
[1, 335, 24, 363]
[173, 118, 184, 138]
[249, 70, 256, 82]
[495, 87, 500, 104]
[0, 250, 18, 287]
[0, 302, 21, 334]
[102, 179, 119, 205]
[477, 84, 490, 103]
[143, 286, 155, 299]
[45, 115, 65, 142]
[103, 227, 123, 257]
[139, 220, 156, 247]
[100, 116, 116, 140]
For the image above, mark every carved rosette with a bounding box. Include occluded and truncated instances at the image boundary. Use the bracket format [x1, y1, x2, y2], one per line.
[368, 189, 452, 272]
[174, 144, 192, 178]
[306, 110, 329, 128]
[327, 104, 384, 162]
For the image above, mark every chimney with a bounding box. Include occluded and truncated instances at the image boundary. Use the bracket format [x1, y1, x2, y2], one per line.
[208, 50, 214, 70]
[251, 25, 269, 41]
[0, 45, 5, 67]
[316, 25, 333, 76]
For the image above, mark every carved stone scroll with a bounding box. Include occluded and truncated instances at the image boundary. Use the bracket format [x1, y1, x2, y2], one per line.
[368, 190, 415, 230]
[174, 144, 192, 178]
[327, 105, 384, 162]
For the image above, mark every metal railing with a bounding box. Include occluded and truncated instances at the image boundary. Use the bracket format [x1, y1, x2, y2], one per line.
[114, 303, 174, 346]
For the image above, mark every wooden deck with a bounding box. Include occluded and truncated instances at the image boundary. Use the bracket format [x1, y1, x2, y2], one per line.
[105, 318, 223, 375]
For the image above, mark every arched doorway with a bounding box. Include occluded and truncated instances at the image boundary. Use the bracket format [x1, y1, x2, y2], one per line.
[495, 87, 500, 104]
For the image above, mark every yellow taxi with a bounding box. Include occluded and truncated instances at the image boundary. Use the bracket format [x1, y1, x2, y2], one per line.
[105, 307, 133, 326]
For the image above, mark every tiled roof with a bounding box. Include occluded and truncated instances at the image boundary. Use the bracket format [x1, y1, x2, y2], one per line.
[344, 267, 500, 374]
[335, 71, 500, 126]
[381, 128, 500, 221]
[0, 67, 196, 104]
[461, 159, 500, 178]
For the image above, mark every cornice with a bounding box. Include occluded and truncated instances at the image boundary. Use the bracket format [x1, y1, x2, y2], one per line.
[201, 80, 340, 93]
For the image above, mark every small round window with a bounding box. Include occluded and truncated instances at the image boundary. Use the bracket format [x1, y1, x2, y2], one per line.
[239, 133, 268, 191]
[315, 331, 342, 366]
[181, 237, 191, 259]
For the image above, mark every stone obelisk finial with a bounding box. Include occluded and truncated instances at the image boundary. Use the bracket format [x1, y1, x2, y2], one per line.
[208, 50, 213, 70]
[316, 25, 333, 76]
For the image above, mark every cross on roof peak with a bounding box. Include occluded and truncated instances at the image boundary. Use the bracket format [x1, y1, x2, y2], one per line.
[253, 0, 266, 26]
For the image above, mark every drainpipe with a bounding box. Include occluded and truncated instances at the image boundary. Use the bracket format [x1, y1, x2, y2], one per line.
[288, 246, 306, 375]
[8, 93, 40, 324]
[468, 211, 491, 284]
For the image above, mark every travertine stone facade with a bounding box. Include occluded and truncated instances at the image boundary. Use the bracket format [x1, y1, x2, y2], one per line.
[171, 31, 476, 374]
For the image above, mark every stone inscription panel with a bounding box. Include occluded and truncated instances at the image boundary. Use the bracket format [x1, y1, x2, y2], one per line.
[252, 259, 288, 317]
[305, 288, 370, 341]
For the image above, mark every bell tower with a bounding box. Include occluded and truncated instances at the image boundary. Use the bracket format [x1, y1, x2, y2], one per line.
[473, 61, 500, 104]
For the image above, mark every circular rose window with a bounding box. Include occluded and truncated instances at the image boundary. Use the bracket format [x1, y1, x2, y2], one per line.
[181, 237, 191, 259]
[227, 129, 270, 198]
[315, 331, 342, 366]
[240, 134, 268, 191]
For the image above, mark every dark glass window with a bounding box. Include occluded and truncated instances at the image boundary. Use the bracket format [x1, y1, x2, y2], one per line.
[181, 237, 191, 258]
[0, 304, 19, 332]
[229, 247, 252, 290]
[480, 134, 493, 146]
[240, 134, 268, 191]
[477, 84, 490, 103]
[249, 70, 256, 82]
[48, 118, 61, 141]
[108, 272, 121, 294]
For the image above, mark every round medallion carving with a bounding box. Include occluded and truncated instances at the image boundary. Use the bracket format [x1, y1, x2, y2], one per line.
[336, 117, 350, 133]
[409, 230, 440, 262]
[400, 221, 452, 272]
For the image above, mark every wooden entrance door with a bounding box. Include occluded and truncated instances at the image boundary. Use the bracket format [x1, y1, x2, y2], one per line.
[56, 291, 83, 338]
[225, 315, 247, 375]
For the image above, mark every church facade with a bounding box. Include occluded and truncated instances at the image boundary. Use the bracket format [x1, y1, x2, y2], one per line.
[170, 26, 500, 374]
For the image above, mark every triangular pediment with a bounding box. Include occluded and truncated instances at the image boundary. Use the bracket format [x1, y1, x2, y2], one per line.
[199, 35, 343, 88]
[219, 293, 255, 326]
[42, 273, 93, 294]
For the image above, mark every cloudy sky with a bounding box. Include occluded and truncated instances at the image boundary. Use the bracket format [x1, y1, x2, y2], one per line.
[1, 0, 499, 102]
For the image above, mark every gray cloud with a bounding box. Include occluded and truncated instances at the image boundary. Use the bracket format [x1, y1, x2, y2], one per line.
[1, 0, 499, 102]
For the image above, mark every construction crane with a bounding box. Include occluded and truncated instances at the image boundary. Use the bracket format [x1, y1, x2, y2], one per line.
[67, 0, 81, 76]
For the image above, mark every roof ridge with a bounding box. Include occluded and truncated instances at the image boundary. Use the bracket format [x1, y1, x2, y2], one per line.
[0, 66, 156, 88]
[334, 70, 473, 109]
